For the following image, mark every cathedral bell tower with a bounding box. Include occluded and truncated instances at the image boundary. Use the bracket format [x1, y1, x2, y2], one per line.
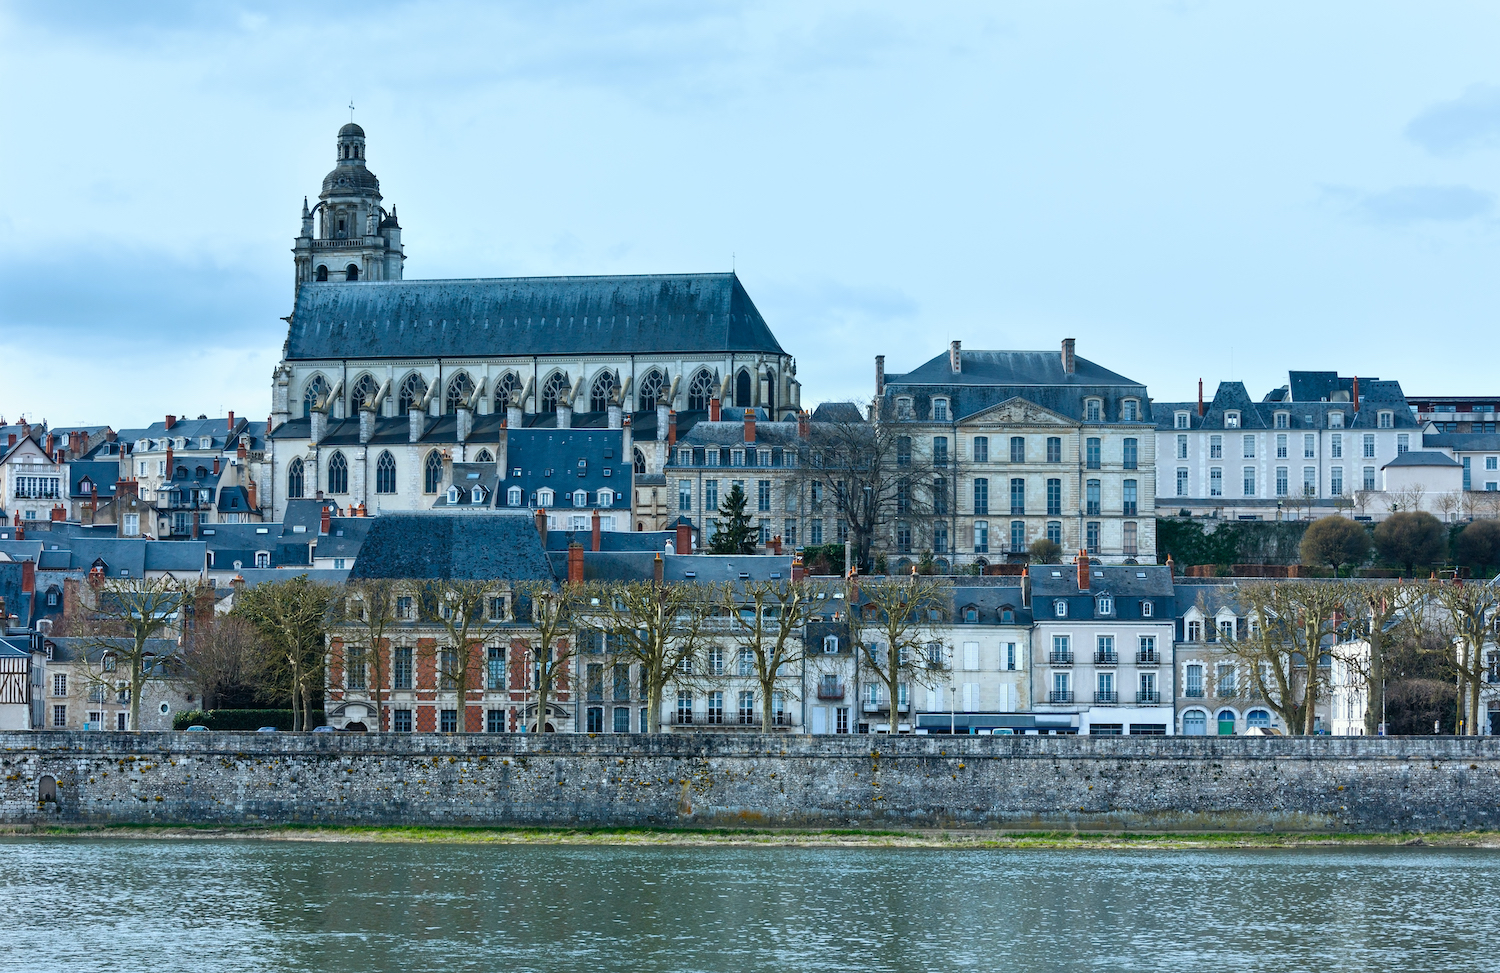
[293, 123, 405, 289]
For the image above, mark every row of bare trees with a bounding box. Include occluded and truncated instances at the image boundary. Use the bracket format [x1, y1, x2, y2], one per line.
[1218, 578, 1500, 735]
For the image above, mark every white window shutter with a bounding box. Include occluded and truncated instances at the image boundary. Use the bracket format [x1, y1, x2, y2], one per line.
[963, 642, 980, 671]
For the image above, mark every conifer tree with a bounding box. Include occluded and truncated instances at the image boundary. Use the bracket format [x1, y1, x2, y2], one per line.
[710, 484, 758, 554]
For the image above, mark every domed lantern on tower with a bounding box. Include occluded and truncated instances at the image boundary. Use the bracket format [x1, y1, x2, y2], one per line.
[293, 122, 405, 288]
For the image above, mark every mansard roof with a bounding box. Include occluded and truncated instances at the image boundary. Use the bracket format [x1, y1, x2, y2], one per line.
[283, 272, 786, 361]
[348, 513, 554, 580]
[887, 349, 1143, 389]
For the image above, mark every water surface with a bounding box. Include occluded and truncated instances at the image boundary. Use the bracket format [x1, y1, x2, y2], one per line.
[1, 838, 1494, 972]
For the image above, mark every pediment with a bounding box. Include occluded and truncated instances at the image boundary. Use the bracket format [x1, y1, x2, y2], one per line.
[963, 396, 1074, 427]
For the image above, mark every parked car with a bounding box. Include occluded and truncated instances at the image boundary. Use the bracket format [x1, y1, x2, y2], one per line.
[1244, 726, 1282, 736]
[311, 725, 335, 733]
[184, 725, 209, 732]
[256, 726, 280, 733]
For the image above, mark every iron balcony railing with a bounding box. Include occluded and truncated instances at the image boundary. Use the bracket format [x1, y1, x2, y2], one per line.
[1183, 688, 1204, 698]
[1136, 690, 1162, 704]
[1094, 651, 1118, 666]
[1136, 650, 1160, 665]
[1048, 690, 1074, 704]
[1048, 650, 1074, 666]
[1093, 690, 1118, 704]
[816, 682, 846, 700]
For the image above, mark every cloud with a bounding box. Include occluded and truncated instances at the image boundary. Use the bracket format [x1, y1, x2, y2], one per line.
[1321, 184, 1493, 225]
[1405, 84, 1500, 155]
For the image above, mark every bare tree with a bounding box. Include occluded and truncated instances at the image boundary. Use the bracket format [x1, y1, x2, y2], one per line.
[329, 578, 400, 731]
[1434, 491, 1463, 524]
[591, 578, 716, 732]
[181, 615, 260, 711]
[76, 577, 185, 731]
[846, 575, 952, 732]
[233, 575, 336, 730]
[1427, 579, 1499, 735]
[722, 578, 826, 728]
[419, 579, 494, 732]
[515, 579, 585, 732]
[1387, 482, 1427, 515]
[1341, 581, 1415, 736]
[1352, 489, 1378, 519]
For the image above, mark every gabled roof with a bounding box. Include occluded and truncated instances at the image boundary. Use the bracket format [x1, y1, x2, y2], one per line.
[283, 273, 786, 361]
[811, 402, 867, 424]
[1383, 451, 1461, 469]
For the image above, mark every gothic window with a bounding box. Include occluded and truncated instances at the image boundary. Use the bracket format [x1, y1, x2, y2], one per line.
[474, 449, 493, 464]
[423, 451, 443, 494]
[590, 371, 618, 413]
[734, 369, 753, 408]
[287, 458, 305, 499]
[541, 373, 570, 413]
[375, 451, 396, 494]
[398, 373, 428, 413]
[688, 369, 715, 411]
[345, 264, 359, 281]
[634, 449, 646, 475]
[327, 451, 348, 494]
[495, 373, 522, 412]
[763, 368, 776, 413]
[303, 375, 330, 418]
[315, 265, 328, 281]
[445, 372, 475, 414]
[638, 370, 666, 412]
[350, 374, 378, 412]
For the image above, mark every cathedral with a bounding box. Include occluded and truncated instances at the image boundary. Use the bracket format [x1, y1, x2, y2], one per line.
[267, 124, 801, 524]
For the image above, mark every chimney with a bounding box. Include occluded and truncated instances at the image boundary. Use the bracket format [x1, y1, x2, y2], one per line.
[13, 512, 23, 541]
[507, 403, 523, 430]
[1197, 379, 1204, 418]
[237, 436, 248, 459]
[798, 411, 810, 438]
[246, 477, 258, 513]
[50, 504, 64, 522]
[320, 504, 331, 535]
[212, 456, 220, 475]
[675, 520, 691, 555]
[667, 411, 677, 448]
[1076, 550, 1090, 591]
[653, 552, 664, 585]
[608, 403, 622, 429]
[227, 410, 235, 431]
[709, 396, 721, 422]
[63, 577, 79, 621]
[496, 428, 509, 480]
[191, 511, 200, 540]
[770, 534, 783, 555]
[567, 541, 585, 583]
[744, 411, 756, 444]
[165, 446, 174, 479]
[21, 559, 35, 594]
[949, 340, 962, 373]
[1020, 566, 1032, 608]
[555, 403, 571, 430]
[534, 508, 548, 545]
[792, 552, 805, 581]
[1352, 376, 1361, 413]
[875, 355, 885, 397]
[1165, 553, 1175, 576]
[456, 405, 472, 443]
[1061, 339, 1076, 375]
[46, 434, 55, 458]
[164, 414, 176, 431]
[6, 434, 13, 448]
[591, 510, 602, 552]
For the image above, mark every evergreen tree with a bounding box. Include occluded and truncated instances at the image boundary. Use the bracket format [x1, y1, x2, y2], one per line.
[710, 484, 758, 554]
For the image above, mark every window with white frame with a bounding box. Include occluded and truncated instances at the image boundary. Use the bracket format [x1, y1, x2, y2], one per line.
[1378, 411, 1392, 428]
[1363, 434, 1375, 458]
[1331, 433, 1342, 459]
[1303, 434, 1316, 459]
[1122, 400, 1139, 421]
[1085, 399, 1102, 423]
[537, 488, 555, 506]
[1243, 467, 1256, 496]
[508, 486, 523, 506]
[1176, 434, 1188, 460]
[1397, 433, 1409, 454]
[1275, 412, 1288, 429]
[932, 398, 948, 421]
[1243, 435, 1255, 459]
[1225, 411, 1240, 428]
[1329, 412, 1343, 428]
[1175, 412, 1190, 429]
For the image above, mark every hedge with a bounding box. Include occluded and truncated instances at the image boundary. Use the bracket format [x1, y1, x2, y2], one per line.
[1157, 518, 1310, 567]
[173, 709, 328, 731]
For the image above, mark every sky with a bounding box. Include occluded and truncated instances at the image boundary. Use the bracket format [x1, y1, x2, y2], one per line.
[2, 1, 1499, 429]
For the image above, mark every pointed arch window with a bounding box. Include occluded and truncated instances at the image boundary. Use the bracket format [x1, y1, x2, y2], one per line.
[398, 373, 428, 414]
[423, 451, 443, 494]
[638, 370, 666, 412]
[474, 449, 493, 464]
[445, 372, 475, 413]
[303, 375, 330, 418]
[327, 451, 348, 494]
[350, 374, 378, 412]
[287, 458, 305, 499]
[734, 370, 753, 408]
[495, 373, 521, 412]
[541, 373, 570, 413]
[688, 369, 715, 411]
[763, 368, 776, 413]
[590, 371, 618, 413]
[375, 451, 396, 494]
[634, 449, 646, 475]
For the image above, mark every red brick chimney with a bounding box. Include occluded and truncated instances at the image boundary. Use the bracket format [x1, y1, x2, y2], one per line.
[1077, 550, 1090, 591]
[653, 552, 664, 585]
[1352, 376, 1361, 413]
[534, 508, 548, 545]
[21, 559, 35, 594]
[191, 511, 200, 540]
[227, 411, 235, 431]
[567, 541, 585, 583]
[1061, 338, 1076, 375]
[744, 411, 756, 444]
[770, 534, 783, 555]
[1197, 379, 1204, 417]
[164, 414, 176, 431]
[237, 438, 248, 460]
[798, 411, 810, 438]
[45, 434, 55, 458]
[675, 521, 691, 555]
[13, 510, 23, 540]
[165, 446, 174, 479]
[50, 504, 64, 522]
[212, 456, 220, 475]
[591, 510, 602, 552]
[791, 552, 805, 581]
[320, 504, 331, 535]
[667, 411, 677, 447]
[246, 478, 258, 512]
[709, 396, 721, 421]
[875, 355, 885, 397]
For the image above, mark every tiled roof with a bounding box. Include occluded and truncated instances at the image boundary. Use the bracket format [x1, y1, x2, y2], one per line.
[1382, 451, 1461, 468]
[348, 514, 554, 580]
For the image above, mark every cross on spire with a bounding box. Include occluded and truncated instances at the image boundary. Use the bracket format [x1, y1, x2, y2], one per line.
[348, 101, 355, 122]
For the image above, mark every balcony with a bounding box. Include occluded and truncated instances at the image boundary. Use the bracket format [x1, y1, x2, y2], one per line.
[1183, 688, 1204, 698]
[1136, 650, 1160, 665]
[1048, 650, 1074, 666]
[1094, 651, 1118, 666]
[862, 701, 909, 713]
[816, 682, 846, 700]
[672, 712, 790, 728]
[1048, 690, 1074, 704]
[1136, 690, 1162, 704]
[1093, 690, 1118, 704]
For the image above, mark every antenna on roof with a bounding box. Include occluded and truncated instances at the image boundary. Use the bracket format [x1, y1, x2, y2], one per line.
[731, 252, 735, 273]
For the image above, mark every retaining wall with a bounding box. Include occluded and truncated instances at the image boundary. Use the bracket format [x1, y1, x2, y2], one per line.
[4, 732, 1499, 833]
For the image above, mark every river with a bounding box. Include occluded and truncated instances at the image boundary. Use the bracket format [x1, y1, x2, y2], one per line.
[0, 838, 1494, 971]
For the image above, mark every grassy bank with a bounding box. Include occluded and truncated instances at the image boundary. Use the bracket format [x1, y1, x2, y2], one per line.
[4, 822, 1499, 849]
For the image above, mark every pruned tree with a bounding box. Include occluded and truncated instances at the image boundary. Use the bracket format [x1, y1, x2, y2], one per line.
[419, 579, 493, 733]
[1386, 482, 1427, 515]
[181, 614, 260, 711]
[591, 577, 717, 732]
[1221, 580, 1356, 735]
[846, 575, 952, 733]
[1341, 580, 1415, 736]
[1299, 515, 1371, 577]
[722, 578, 825, 728]
[233, 575, 336, 730]
[515, 579, 585, 732]
[77, 576, 185, 731]
[329, 578, 400, 731]
[1434, 490, 1463, 524]
[1454, 519, 1500, 577]
[1427, 579, 1500, 735]
[1374, 511, 1446, 575]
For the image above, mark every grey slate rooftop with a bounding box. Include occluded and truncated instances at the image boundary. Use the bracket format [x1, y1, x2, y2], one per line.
[348, 514, 554, 580]
[1383, 451, 1461, 468]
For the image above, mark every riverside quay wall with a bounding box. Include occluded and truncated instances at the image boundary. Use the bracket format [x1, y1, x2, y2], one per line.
[4, 732, 1500, 833]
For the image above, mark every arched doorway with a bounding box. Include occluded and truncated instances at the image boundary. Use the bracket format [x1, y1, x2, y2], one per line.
[38, 775, 57, 803]
[1182, 710, 1207, 735]
[344, 722, 368, 732]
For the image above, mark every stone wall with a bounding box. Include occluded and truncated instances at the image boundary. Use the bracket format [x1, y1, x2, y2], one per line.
[4, 732, 1499, 833]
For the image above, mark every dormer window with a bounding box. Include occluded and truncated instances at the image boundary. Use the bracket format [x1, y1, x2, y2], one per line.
[200, 438, 212, 449]
[1175, 412, 1189, 430]
[507, 486, 522, 506]
[1329, 412, 1344, 428]
[1054, 600, 1068, 618]
[1122, 400, 1139, 422]
[895, 398, 914, 420]
[1225, 411, 1240, 428]
[1097, 596, 1113, 615]
[1378, 411, 1393, 429]
[1085, 399, 1102, 423]
[1141, 600, 1154, 618]
[1001, 608, 1014, 624]
[598, 488, 615, 507]
[572, 489, 588, 507]
[447, 486, 460, 503]
[932, 398, 949, 422]
[537, 488, 555, 506]
[1275, 412, 1289, 429]
[823, 635, 839, 653]
[471, 486, 485, 504]
[964, 607, 978, 623]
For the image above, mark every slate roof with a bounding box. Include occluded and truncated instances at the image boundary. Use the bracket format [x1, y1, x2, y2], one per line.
[883, 349, 1151, 425]
[1029, 564, 1176, 622]
[348, 514, 555, 580]
[544, 530, 677, 553]
[434, 463, 499, 509]
[1382, 451, 1461, 469]
[70, 461, 121, 499]
[497, 430, 631, 511]
[236, 568, 351, 588]
[1423, 432, 1500, 452]
[282, 273, 786, 361]
[949, 585, 1033, 625]
[201, 523, 281, 571]
[1155, 376, 1419, 431]
[0, 561, 33, 627]
[810, 402, 866, 424]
